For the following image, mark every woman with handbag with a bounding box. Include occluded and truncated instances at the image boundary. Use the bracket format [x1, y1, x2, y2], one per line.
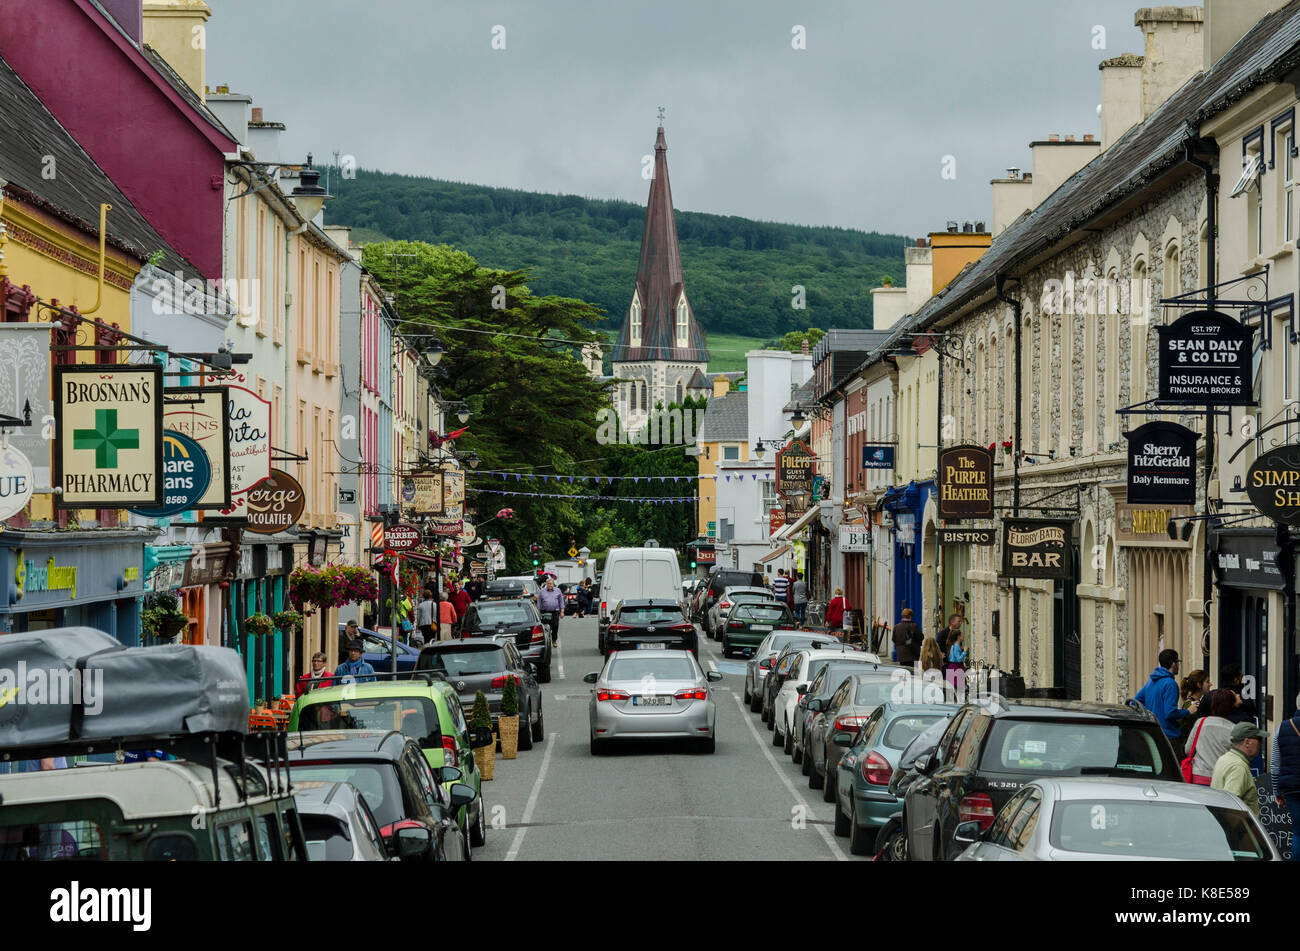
[1187, 690, 1236, 785]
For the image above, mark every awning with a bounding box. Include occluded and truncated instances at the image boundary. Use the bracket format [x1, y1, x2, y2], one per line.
[758, 544, 792, 564]
[774, 505, 819, 541]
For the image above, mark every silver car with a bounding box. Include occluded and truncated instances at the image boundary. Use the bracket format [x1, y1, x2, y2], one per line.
[585, 649, 724, 754]
[954, 777, 1281, 861]
[743, 630, 836, 712]
[294, 780, 393, 861]
[708, 586, 778, 640]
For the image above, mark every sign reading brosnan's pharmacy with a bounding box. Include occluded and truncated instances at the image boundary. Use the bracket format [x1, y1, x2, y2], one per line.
[54, 366, 163, 508]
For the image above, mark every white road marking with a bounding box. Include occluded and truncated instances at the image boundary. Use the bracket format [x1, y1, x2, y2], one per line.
[732, 692, 847, 861]
[707, 658, 718, 673]
[557, 637, 565, 680]
[504, 731, 559, 861]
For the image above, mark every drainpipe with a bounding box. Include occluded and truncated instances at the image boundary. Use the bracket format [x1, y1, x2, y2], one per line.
[80, 203, 112, 315]
[996, 274, 1022, 678]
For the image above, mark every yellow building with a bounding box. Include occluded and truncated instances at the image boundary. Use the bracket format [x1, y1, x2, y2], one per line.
[693, 376, 749, 542]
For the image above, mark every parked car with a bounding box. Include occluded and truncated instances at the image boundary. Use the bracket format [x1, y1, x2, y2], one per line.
[771, 646, 879, 748]
[585, 649, 724, 754]
[288, 678, 493, 846]
[874, 715, 961, 861]
[903, 698, 1181, 862]
[336, 622, 420, 671]
[721, 602, 797, 658]
[459, 597, 552, 682]
[294, 780, 394, 861]
[694, 568, 764, 624]
[416, 638, 545, 749]
[707, 586, 779, 640]
[603, 599, 697, 655]
[760, 641, 821, 724]
[598, 547, 683, 639]
[954, 777, 1280, 861]
[483, 576, 539, 602]
[793, 660, 914, 764]
[285, 730, 475, 861]
[831, 702, 958, 855]
[743, 631, 835, 711]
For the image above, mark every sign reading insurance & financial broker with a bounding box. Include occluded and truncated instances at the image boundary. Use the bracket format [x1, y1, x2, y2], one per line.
[1002, 518, 1073, 579]
[1156, 310, 1252, 405]
[1125, 421, 1197, 506]
[54, 366, 163, 508]
[938, 445, 993, 519]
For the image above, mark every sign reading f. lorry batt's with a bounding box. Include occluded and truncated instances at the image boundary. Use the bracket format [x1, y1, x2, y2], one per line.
[54, 366, 163, 508]
[1125, 421, 1198, 506]
[1157, 310, 1252, 405]
[1002, 518, 1073, 579]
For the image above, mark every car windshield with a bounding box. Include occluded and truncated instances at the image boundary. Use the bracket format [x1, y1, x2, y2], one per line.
[770, 633, 820, 653]
[297, 697, 440, 740]
[290, 763, 405, 828]
[1049, 800, 1271, 860]
[883, 714, 947, 749]
[607, 655, 698, 682]
[420, 645, 508, 676]
[982, 720, 1171, 776]
[473, 603, 531, 625]
[736, 605, 792, 622]
[619, 606, 683, 623]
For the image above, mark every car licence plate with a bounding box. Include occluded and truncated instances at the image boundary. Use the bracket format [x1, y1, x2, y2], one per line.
[633, 695, 672, 706]
[751, 625, 773, 631]
[638, 642, 667, 649]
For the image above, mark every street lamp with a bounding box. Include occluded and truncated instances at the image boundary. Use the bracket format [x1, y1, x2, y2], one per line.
[423, 343, 445, 368]
[289, 154, 330, 221]
[462, 450, 480, 470]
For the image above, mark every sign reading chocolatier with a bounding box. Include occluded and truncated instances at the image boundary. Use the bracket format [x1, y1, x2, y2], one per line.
[1002, 518, 1073, 579]
[1157, 310, 1252, 405]
[244, 469, 305, 535]
[1246, 445, 1300, 526]
[1125, 421, 1197, 506]
[938, 445, 993, 519]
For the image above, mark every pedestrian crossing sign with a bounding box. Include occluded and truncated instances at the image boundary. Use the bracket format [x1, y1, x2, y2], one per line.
[568, 546, 578, 558]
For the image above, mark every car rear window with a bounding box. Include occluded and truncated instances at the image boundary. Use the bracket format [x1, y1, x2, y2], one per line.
[736, 604, 792, 622]
[853, 678, 912, 707]
[290, 764, 405, 828]
[1049, 800, 1272, 860]
[483, 583, 525, 598]
[883, 714, 947, 749]
[981, 720, 1171, 776]
[607, 655, 698, 682]
[419, 645, 508, 676]
[301, 814, 354, 861]
[618, 606, 684, 623]
[474, 602, 531, 625]
[297, 697, 441, 741]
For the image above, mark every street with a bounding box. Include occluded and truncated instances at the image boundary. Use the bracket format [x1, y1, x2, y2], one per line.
[475, 614, 850, 861]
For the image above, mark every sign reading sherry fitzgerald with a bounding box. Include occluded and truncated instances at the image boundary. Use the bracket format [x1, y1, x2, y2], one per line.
[1157, 309, 1252, 405]
[54, 366, 163, 508]
[1125, 421, 1198, 506]
[1002, 518, 1073, 579]
[938, 445, 993, 519]
[244, 469, 305, 535]
[1245, 445, 1300, 526]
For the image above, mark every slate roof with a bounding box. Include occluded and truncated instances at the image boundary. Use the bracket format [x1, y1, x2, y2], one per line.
[697, 391, 748, 442]
[686, 367, 710, 390]
[0, 56, 197, 281]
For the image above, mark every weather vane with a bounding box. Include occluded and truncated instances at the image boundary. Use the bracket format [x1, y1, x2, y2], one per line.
[657, 106, 665, 125]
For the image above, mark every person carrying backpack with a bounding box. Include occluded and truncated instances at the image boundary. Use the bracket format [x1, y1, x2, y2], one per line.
[892, 608, 923, 665]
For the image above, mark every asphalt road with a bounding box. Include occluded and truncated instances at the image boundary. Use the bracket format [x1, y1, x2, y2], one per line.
[474, 613, 857, 861]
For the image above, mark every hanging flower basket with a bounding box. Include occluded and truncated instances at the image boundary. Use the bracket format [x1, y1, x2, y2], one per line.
[289, 564, 378, 613]
[272, 609, 303, 632]
[244, 613, 275, 637]
[1001, 439, 1014, 455]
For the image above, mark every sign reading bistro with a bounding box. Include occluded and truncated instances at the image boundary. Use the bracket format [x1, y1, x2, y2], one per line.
[1002, 518, 1073, 579]
[1246, 445, 1300, 526]
[938, 445, 993, 519]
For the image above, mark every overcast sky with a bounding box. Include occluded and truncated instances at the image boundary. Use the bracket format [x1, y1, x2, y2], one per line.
[207, 0, 1149, 238]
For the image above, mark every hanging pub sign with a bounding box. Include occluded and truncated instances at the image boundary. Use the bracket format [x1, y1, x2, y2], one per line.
[54, 365, 163, 508]
[1245, 445, 1300, 526]
[0, 443, 34, 521]
[127, 432, 213, 518]
[1156, 310, 1252, 405]
[0, 323, 54, 491]
[428, 514, 464, 537]
[862, 444, 895, 470]
[402, 471, 443, 515]
[1125, 421, 1198, 505]
[938, 445, 993, 519]
[1002, 518, 1073, 579]
[769, 507, 786, 537]
[776, 440, 815, 514]
[442, 468, 465, 507]
[163, 386, 231, 509]
[244, 469, 305, 535]
[939, 527, 995, 546]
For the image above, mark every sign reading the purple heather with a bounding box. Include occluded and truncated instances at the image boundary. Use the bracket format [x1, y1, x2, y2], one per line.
[1002, 518, 1073, 580]
[1125, 421, 1197, 506]
[1157, 310, 1252, 405]
[54, 366, 163, 509]
[938, 445, 993, 519]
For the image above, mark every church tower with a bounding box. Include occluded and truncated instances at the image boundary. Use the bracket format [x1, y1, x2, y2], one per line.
[611, 120, 709, 430]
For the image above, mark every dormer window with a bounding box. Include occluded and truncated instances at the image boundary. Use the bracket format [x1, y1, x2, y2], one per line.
[630, 292, 642, 347]
[676, 294, 689, 346]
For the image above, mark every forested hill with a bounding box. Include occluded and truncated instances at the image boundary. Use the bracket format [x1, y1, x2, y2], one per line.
[325, 168, 906, 338]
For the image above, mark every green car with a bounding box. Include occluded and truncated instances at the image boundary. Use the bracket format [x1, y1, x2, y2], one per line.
[722, 602, 797, 658]
[288, 678, 491, 847]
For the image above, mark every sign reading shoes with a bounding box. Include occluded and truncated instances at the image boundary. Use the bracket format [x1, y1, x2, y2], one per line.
[1246, 446, 1300, 526]
[244, 469, 305, 535]
[54, 366, 163, 508]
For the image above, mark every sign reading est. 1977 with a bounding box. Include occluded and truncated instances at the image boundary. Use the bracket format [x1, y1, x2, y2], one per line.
[1157, 310, 1252, 405]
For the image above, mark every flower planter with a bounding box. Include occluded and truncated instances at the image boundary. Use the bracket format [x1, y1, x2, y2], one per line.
[475, 742, 495, 780]
[497, 715, 519, 759]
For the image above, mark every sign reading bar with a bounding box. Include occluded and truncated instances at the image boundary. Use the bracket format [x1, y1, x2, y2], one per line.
[127, 432, 212, 518]
[1002, 518, 1073, 579]
[164, 386, 231, 509]
[55, 365, 163, 508]
[939, 527, 995, 546]
[385, 523, 421, 551]
[1246, 445, 1300, 526]
[938, 445, 993, 519]
[776, 441, 815, 512]
[244, 469, 305, 535]
[1126, 421, 1197, 505]
[1157, 309, 1252, 405]
[862, 444, 895, 470]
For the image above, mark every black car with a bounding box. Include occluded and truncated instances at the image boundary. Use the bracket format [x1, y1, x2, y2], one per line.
[902, 698, 1181, 862]
[416, 638, 545, 750]
[459, 598, 552, 683]
[285, 730, 476, 861]
[482, 579, 535, 601]
[693, 568, 764, 623]
[602, 599, 697, 656]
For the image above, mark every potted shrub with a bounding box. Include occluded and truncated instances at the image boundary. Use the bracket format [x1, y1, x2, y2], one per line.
[142, 592, 187, 643]
[469, 690, 495, 780]
[498, 676, 520, 759]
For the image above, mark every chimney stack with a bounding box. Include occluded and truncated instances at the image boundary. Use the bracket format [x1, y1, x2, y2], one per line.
[1204, 0, 1290, 71]
[99, 0, 143, 44]
[143, 1, 213, 98]
[1134, 7, 1203, 117]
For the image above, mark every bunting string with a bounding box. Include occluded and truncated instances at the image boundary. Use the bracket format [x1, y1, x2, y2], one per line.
[466, 487, 698, 503]
[468, 470, 713, 483]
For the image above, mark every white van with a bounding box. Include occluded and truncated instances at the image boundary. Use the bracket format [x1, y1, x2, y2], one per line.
[598, 547, 683, 649]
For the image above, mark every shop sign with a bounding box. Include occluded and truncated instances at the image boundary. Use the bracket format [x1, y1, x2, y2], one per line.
[201, 379, 270, 500]
[1002, 518, 1073, 579]
[442, 469, 465, 506]
[776, 441, 815, 504]
[244, 469, 305, 535]
[696, 549, 716, 564]
[17, 555, 77, 599]
[1113, 503, 1194, 545]
[839, 526, 871, 552]
[429, 514, 463, 536]
[1125, 421, 1197, 506]
[0, 323, 54, 490]
[1246, 446, 1300, 526]
[402, 472, 443, 515]
[1156, 310, 1252, 405]
[1213, 529, 1284, 591]
[54, 365, 163, 508]
[458, 522, 477, 546]
[862, 444, 895, 470]
[146, 559, 185, 593]
[938, 445, 993, 519]
[0, 443, 34, 521]
[163, 386, 231, 509]
[939, 527, 995, 546]
[128, 432, 212, 518]
[185, 548, 226, 587]
[385, 523, 421, 551]
[769, 507, 786, 536]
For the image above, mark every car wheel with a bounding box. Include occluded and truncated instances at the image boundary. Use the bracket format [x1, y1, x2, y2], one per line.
[932, 825, 945, 863]
[531, 706, 544, 742]
[848, 800, 871, 856]
[833, 785, 850, 837]
[469, 797, 487, 847]
[749, 691, 762, 713]
[590, 734, 604, 756]
[822, 764, 836, 803]
[809, 759, 824, 789]
[699, 734, 716, 754]
[771, 717, 783, 747]
[536, 664, 551, 684]
[791, 734, 803, 764]
[743, 682, 751, 704]
[783, 725, 794, 756]
[518, 705, 534, 751]
[760, 702, 770, 724]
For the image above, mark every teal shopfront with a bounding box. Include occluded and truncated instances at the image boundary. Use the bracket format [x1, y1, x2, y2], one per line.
[232, 538, 294, 702]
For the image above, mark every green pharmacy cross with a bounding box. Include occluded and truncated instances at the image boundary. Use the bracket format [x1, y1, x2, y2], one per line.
[73, 409, 140, 468]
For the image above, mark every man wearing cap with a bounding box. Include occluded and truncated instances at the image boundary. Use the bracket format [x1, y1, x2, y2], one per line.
[1210, 722, 1267, 819]
[334, 641, 376, 684]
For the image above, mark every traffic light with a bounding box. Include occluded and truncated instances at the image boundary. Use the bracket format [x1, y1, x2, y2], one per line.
[690, 560, 697, 569]
[532, 558, 539, 566]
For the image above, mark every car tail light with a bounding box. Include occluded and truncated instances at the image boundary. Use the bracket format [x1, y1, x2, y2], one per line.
[609, 624, 632, 633]
[669, 624, 694, 633]
[718, 600, 731, 611]
[674, 687, 708, 700]
[958, 792, 996, 829]
[378, 818, 425, 839]
[728, 621, 744, 629]
[596, 688, 630, 701]
[441, 735, 459, 768]
[491, 674, 522, 689]
[862, 751, 892, 786]
[530, 625, 545, 642]
[833, 715, 868, 732]
[601, 601, 607, 616]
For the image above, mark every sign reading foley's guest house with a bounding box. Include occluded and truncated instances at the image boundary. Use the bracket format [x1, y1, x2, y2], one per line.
[1125, 421, 1198, 505]
[938, 445, 993, 519]
[1246, 446, 1300, 526]
[54, 366, 163, 508]
[1156, 310, 1252, 405]
[776, 441, 815, 512]
[1002, 518, 1073, 579]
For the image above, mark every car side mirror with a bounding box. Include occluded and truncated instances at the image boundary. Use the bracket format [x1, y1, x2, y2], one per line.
[706, 670, 723, 682]
[436, 766, 463, 784]
[448, 782, 476, 810]
[833, 731, 854, 747]
[953, 820, 985, 845]
[807, 698, 824, 712]
[795, 683, 809, 694]
[469, 726, 494, 749]
[394, 826, 433, 859]
[914, 752, 935, 775]
[583, 672, 600, 684]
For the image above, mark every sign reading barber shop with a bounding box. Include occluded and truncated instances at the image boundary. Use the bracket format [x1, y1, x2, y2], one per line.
[1246, 445, 1300, 526]
[54, 366, 163, 508]
[1002, 518, 1073, 579]
[1125, 421, 1198, 506]
[938, 445, 993, 519]
[1157, 310, 1252, 405]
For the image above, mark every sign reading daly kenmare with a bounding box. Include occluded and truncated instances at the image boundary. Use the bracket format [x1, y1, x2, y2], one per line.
[1125, 421, 1198, 506]
[938, 445, 993, 519]
[1002, 518, 1073, 579]
[1246, 445, 1300, 526]
[54, 366, 163, 508]
[1157, 310, 1252, 405]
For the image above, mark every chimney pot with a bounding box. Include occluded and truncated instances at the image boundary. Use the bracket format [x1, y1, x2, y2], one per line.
[251, 107, 263, 122]
[1083, 134, 1095, 141]
[1049, 134, 1060, 141]
[1065, 135, 1075, 142]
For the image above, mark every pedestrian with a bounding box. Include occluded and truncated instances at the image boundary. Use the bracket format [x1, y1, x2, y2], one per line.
[1209, 722, 1268, 819]
[1195, 663, 1259, 727]
[792, 571, 808, 624]
[1187, 690, 1237, 786]
[946, 629, 968, 672]
[415, 589, 436, 647]
[785, 570, 797, 611]
[892, 608, 924, 666]
[1180, 669, 1211, 710]
[296, 651, 335, 697]
[771, 568, 790, 602]
[937, 613, 963, 655]
[576, 578, 592, 618]
[538, 576, 565, 647]
[449, 580, 472, 631]
[1134, 648, 1191, 759]
[1269, 698, 1300, 860]
[334, 640, 376, 684]
[920, 636, 944, 674]
[341, 619, 361, 663]
[437, 596, 457, 641]
[826, 587, 846, 634]
[466, 574, 485, 602]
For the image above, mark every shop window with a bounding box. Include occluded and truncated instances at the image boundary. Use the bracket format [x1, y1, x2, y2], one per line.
[181, 587, 205, 645]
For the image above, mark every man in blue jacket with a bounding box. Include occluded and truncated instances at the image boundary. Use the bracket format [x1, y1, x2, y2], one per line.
[1135, 649, 1190, 758]
[334, 640, 376, 684]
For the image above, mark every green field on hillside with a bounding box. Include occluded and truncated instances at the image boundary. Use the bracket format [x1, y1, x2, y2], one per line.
[700, 333, 769, 373]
